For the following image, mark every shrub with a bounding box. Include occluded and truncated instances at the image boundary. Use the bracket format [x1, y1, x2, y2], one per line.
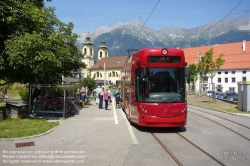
[19, 88, 29, 101]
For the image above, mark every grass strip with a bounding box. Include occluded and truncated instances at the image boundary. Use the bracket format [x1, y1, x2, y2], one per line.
[0, 118, 59, 138]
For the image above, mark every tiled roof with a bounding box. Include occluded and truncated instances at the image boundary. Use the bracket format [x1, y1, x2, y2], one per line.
[183, 40, 250, 70]
[91, 41, 250, 71]
[92, 56, 128, 70]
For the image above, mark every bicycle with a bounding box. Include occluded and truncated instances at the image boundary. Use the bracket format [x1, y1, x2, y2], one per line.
[65, 97, 80, 116]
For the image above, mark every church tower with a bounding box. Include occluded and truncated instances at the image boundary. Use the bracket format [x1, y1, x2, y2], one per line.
[82, 36, 94, 71]
[98, 40, 109, 60]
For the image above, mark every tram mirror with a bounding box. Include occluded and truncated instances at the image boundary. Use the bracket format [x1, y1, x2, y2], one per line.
[142, 67, 150, 77]
[185, 67, 190, 76]
[142, 67, 147, 77]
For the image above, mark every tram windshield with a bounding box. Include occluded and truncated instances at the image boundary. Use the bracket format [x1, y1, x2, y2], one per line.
[135, 68, 186, 103]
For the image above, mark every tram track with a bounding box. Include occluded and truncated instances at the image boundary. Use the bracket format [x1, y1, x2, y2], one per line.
[150, 130, 226, 166]
[189, 107, 250, 142]
[189, 106, 250, 130]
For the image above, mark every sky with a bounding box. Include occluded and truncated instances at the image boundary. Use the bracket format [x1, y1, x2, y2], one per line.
[45, 0, 250, 33]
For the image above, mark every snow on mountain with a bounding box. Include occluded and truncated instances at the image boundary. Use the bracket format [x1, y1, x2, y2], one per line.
[76, 17, 250, 56]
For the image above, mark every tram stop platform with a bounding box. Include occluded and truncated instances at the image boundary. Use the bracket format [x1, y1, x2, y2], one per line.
[1, 98, 172, 166]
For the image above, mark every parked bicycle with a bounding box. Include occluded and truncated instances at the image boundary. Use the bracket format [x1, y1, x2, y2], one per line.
[33, 95, 80, 117]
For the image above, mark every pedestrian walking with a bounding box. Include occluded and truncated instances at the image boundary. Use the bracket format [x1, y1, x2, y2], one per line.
[1, 87, 7, 102]
[98, 86, 104, 109]
[103, 88, 109, 110]
[81, 84, 88, 108]
[125, 88, 130, 104]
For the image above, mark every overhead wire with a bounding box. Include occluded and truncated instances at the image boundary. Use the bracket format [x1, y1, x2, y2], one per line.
[207, 8, 249, 46]
[129, 0, 161, 49]
[184, 0, 243, 48]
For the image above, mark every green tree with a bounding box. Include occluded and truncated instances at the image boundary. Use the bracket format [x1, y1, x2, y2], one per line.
[0, 0, 85, 85]
[187, 64, 198, 92]
[197, 48, 225, 96]
[80, 75, 96, 95]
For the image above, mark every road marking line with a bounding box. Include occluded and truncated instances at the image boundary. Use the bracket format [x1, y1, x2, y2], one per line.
[120, 109, 138, 144]
[68, 117, 113, 121]
[112, 97, 119, 124]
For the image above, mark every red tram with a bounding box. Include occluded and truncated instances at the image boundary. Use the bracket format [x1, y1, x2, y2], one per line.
[121, 48, 189, 127]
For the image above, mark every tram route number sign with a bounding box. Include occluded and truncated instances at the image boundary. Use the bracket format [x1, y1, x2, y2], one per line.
[148, 56, 180, 63]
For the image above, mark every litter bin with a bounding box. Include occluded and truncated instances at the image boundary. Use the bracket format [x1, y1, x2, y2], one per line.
[6, 102, 28, 118]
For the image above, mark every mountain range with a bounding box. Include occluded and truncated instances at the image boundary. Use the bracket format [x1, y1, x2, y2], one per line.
[76, 17, 250, 58]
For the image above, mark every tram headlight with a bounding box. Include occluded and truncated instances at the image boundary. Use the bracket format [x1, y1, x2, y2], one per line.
[182, 107, 187, 113]
[139, 104, 147, 113]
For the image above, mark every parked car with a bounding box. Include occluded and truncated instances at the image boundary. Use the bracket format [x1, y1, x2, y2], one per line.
[215, 92, 224, 99]
[223, 91, 236, 101]
[206, 90, 213, 96]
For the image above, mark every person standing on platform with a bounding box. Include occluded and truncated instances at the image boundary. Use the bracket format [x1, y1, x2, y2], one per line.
[98, 86, 104, 109]
[93, 87, 97, 102]
[81, 84, 88, 108]
[108, 89, 112, 103]
[95, 86, 101, 104]
[114, 88, 121, 108]
[103, 88, 110, 110]
[1, 87, 7, 102]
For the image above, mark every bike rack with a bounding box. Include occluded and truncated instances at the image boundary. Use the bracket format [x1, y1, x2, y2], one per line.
[29, 84, 80, 118]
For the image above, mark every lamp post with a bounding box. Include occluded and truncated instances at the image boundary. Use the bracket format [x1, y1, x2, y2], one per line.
[104, 62, 106, 88]
[99, 61, 125, 88]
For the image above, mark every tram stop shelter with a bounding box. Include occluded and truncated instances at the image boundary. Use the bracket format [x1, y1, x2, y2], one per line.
[238, 81, 250, 112]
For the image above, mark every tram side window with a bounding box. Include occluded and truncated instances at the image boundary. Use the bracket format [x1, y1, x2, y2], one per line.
[134, 69, 143, 102]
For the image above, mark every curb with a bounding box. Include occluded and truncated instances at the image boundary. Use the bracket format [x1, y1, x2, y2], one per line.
[188, 104, 250, 118]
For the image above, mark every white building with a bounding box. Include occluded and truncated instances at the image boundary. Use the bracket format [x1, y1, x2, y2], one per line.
[184, 40, 250, 93]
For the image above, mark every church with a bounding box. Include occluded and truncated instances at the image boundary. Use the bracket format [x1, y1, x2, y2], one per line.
[80, 36, 127, 86]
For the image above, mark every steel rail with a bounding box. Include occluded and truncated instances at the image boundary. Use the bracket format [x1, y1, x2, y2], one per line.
[189, 111, 250, 142]
[175, 132, 226, 166]
[189, 106, 250, 130]
[151, 133, 183, 166]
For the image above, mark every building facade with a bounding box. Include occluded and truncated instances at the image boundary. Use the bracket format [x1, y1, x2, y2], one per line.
[184, 40, 250, 93]
[81, 37, 249, 92]
[81, 36, 127, 86]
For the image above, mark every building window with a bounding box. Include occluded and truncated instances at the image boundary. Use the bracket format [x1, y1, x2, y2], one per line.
[90, 49, 92, 55]
[84, 48, 87, 54]
[242, 77, 246, 81]
[225, 71, 228, 74]
[242, 71, 246, 74]
[229, 87, 235, 92]
[225, 78, 228, 83]
[232, 71, 235, 74]
[218, 78, 221, 83]
[218, 72, 221, 74]
[232, 77, 235, 83]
